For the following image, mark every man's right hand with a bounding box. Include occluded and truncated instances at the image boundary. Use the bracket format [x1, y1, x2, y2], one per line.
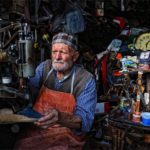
[34, 108, 59, 129]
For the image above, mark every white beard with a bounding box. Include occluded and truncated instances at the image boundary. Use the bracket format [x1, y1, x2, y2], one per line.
[52, 60, 73, 72]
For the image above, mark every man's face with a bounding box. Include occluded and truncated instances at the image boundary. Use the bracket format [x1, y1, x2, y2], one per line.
[51, 43, 79, 72]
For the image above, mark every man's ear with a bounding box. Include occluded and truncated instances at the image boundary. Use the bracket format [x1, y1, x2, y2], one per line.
[73, 51, 79, 62]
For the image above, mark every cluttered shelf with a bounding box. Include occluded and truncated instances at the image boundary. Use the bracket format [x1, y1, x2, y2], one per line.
[109, 116, 150, 131]
[93, 29, 150, 150]
[119, 69, 150, 74]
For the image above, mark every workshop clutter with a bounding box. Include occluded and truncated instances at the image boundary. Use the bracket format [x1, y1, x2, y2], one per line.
[87, 26, 150, 149]
[103, 27, 150, 124]
[85, 31, 150, 150]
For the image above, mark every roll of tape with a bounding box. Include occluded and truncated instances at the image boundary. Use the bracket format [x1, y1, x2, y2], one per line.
[2, 77, 12, 84]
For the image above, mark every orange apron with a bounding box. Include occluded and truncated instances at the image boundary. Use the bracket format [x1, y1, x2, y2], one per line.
[15, 69, 85, 150]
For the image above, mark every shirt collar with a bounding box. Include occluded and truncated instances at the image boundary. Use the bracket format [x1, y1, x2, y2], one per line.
[52, 65, 75, 83]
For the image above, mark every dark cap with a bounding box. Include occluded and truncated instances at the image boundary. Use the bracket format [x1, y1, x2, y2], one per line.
[52, 32, 78, 51]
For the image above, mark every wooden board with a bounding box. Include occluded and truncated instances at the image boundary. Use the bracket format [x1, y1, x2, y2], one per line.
[0, 114, 38, 124]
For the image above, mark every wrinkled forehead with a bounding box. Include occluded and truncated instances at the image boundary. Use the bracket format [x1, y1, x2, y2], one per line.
[52, 43, 73, 52]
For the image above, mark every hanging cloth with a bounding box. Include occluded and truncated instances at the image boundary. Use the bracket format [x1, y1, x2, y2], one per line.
[101, 54, 109, 93]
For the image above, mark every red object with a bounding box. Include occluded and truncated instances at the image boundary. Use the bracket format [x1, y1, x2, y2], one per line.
[113, 70, 122, 77]
[116, 53, 122, 60]
[101, 54, 109, 91]
[113, 17, 125, 29]
[104, 102, 110, 113]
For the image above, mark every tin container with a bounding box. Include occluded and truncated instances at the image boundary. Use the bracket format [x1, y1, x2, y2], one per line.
[132, 112, 141, 123]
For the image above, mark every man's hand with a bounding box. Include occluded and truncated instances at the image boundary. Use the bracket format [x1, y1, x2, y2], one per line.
[35, 108, 82, 130]
[35, 108, 59, 129]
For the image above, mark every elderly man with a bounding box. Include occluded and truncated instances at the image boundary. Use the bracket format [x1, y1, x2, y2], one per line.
[15, 32, 97, 150]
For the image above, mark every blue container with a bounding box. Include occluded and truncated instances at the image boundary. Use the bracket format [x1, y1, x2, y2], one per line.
[141, 112, 150, 126]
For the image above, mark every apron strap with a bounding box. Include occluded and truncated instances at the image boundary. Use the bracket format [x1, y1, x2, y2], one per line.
[71, 70, 75, 94]
[44, 68, 54, 84]
[44, 68, 76, 94]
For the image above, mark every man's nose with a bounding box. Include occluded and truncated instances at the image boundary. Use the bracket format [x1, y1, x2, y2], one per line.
[55, 52, 62, 59]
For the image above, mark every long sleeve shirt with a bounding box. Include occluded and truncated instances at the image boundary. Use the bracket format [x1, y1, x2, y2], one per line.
[29, 61, 97, 132]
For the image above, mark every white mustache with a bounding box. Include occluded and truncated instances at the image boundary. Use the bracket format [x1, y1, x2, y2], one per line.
[53, 60, 64, 64]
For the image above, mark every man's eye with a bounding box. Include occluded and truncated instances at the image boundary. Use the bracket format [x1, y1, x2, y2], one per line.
[52, 50, 57, 53]
[60, 51, 68, 54]
[52, 50, 68, 55]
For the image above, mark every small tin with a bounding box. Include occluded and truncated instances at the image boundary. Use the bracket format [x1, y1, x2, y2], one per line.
[132, 112, 141, 123]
